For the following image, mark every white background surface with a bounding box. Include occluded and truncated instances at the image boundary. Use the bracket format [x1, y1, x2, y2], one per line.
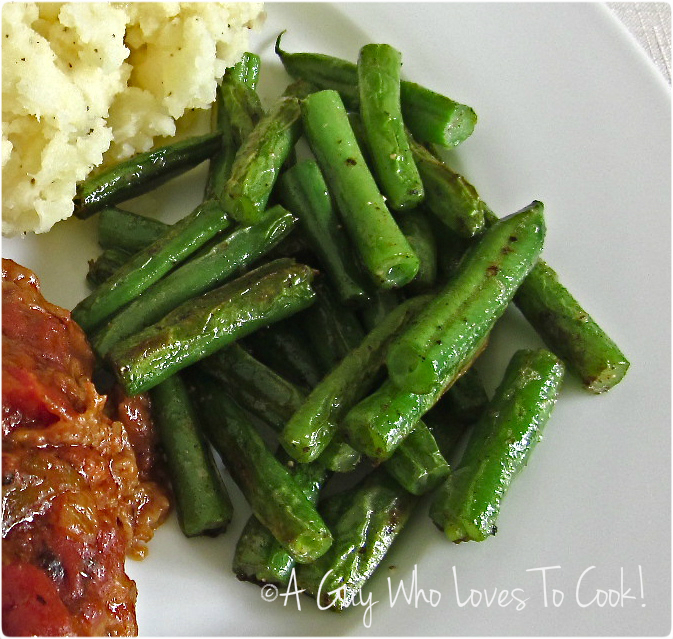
[3, 3, 671, 636]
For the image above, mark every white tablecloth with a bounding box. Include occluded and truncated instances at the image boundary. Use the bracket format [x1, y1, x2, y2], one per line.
[608, 2, 671, 83]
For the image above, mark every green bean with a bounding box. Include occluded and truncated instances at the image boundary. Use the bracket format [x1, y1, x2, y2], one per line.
[357, 44, 424, 211]
[281, 295, 429, 464]
[192, 375, 333, 563]
[86, 247, 131, 287]
[343, 339, 488, 463]
[396, 208, 438, 293]
[301, 90, 419, 289]
[314, 439, 362, 474]
[200, 344, 308, 432]
[73, 198, 231, 332]
[97, 207, 169, 252]
[278, 159, 370, 306]
[297, 469, 415, 610]
[430, 348, 564, 542]
[408, 134, 487, 238]
[513, 259, 630, 393]
[91, 205, 297, 357]
[73, 132, 222, 219]
[221, 88, 305, 225]
[205, 93, 235, 202]
[386, 201, 545, 395]
[150, 374, 233, 537]
[229, 51, 262, 89]
[233, 457, 328, 587]
[384, 420, 450, 495]
[199, 343, 358, 473]
[275, 33, 477, 148]
[206, 54, 264, 201]
[217, 75, 265, 147]
[106, 259, 316, 395]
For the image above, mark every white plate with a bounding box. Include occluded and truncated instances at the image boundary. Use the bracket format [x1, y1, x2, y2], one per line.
[3, 2, 670, 636]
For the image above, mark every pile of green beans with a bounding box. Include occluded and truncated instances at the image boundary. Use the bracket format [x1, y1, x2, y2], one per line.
[71, 39, 629, 615]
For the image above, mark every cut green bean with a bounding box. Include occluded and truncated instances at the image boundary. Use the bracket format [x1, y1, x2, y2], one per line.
[386, 201, 545, 395]
[97, 207, 169, 253]
[200, 344, 308, 432]
[384, 420, 450, 495]
[73, 132, 222, 219]
[297, 469, 415, 610]
[217, 75, 265, 147]
[513, 259, 629, 393]
[343, 339, 487, 463]
[396, 209, 438, 293]
[301, 90, 419, 289]
[357, 44, 424, 211]
[281, 295, 429, 464]
[150, 374, 233, 537]
[430, 348, 564, 542]
[275, 33, 477, 148]
[278, 159, 370, 306]
[229, 51, 262, 89]
[221, 88, 305, 225]
[233, 458, 328, 587]
[408, 134, 487, 238]
[91, 205, 297, 357]
[205, 54, 264, 200]
[192, 376, 333, 563]
[199, 343, 359, 473]
[73, 199, 231, 332]
[107, 259, 316, 395]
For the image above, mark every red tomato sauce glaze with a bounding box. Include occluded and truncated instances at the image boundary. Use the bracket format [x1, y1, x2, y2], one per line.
[2, 258, 171, 636]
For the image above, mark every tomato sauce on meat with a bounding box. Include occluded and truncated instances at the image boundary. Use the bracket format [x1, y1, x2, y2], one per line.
[2, 259, 170, 636]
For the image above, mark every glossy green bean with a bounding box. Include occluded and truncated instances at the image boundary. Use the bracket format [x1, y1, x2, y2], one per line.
[281, 295, 428, 464]
[430, 348, 564, 542]
[150, 374, 233, 537]
[233, 458, 328, 587]
[408, 134, 488, 238]
[107, 259, 316, 395]
[73, 198, 231, 332]
[514, 259, 630, 393]
[91, 205, 297, 357]
[386, 201, 545, 395]
[343, 339, 487, 463]
[74, 132, 221, 219]
[357, 44, 424, 211]
[221, 87, 305, 225]
[301, 89, 419, 289]
[297, 470, 415, 610]
[384, 420, 450, 495]
[192, 376, 333, 563]
[275, 33, 477, 148]
[278, 159, 370, 306]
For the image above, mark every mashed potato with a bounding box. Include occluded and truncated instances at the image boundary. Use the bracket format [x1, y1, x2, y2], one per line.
[2, 2, 264, 236]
